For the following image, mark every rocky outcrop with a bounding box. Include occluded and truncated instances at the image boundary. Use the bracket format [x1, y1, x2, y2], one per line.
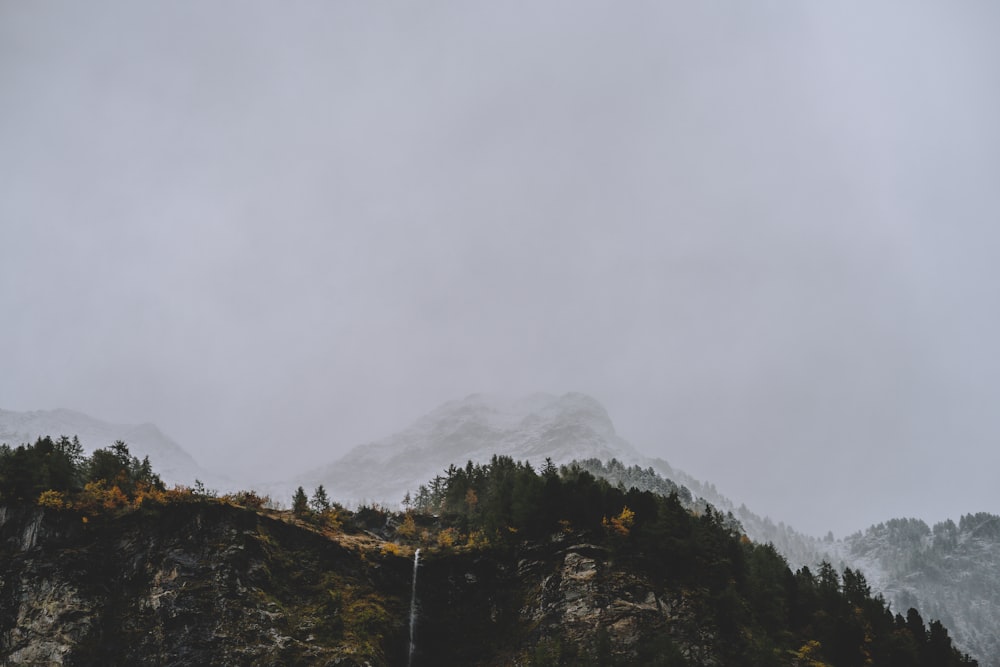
[519, 541, 719, 666]
[520, 544, 718, 665]
[0, 504, 411, 667]
[411, 538, 720, 666]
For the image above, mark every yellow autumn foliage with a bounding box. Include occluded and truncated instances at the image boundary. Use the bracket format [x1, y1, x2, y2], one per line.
[794, 639, 832, 667]
[603, 506, 636, 537]
[37, 489, 68, 510]
[397, 513, 417, 538]
[437, 527, 459, 548]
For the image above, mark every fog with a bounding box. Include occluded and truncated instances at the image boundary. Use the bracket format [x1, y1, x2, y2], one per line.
[2, 1, 999, 537]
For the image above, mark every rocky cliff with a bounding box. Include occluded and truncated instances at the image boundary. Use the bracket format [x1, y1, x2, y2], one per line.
[0, 501, 728, 667]
[413, 538, 718, 666]
[0, 503, 412, 666]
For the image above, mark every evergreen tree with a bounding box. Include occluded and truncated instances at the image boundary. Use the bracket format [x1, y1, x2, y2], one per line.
[86, 441, 163, 494]
[292, 486, 309, 516]
[310, 484, 331, 513]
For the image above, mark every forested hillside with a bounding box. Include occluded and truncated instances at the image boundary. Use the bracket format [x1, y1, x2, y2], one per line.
[409, 455, 975, 665]
[843, 515, 1000, 665]
[0, 438, 979, 666]
[567, 457, 1000, 666]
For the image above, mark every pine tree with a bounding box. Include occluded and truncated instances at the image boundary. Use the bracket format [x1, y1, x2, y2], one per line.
[310, 485, 330, 513]
[292, 486, 309, 516]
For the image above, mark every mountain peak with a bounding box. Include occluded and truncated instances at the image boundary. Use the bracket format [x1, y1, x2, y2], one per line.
[299, 392, 638, 506]
[416, 392, 617, 440]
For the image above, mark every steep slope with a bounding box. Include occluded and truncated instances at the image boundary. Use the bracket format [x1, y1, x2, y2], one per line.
[0, 408, 223, 489]
[568, 461, 999, 667]
[572, 458, 831, 569]
[840, 514, 1000, 666]
[0, 502, 411, 666]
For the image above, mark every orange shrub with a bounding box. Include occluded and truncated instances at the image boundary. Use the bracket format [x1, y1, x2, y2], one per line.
[37, 489, 67, 510]
[132, 482, 168, 508]
[76, 480, 129, 511]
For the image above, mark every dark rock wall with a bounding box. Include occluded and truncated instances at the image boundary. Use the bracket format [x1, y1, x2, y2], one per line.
[0, 504, 411, 667]
[1, 506, 714, 666]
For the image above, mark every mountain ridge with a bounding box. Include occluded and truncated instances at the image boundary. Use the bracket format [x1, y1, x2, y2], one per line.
[298, 392, 642, 505]
[0, 407, 226, 489]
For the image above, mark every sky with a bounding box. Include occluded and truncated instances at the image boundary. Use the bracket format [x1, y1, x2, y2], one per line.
[2, 1, 999, 537]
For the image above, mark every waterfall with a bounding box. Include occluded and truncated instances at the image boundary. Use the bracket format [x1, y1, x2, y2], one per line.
[407, 548, 421, 667]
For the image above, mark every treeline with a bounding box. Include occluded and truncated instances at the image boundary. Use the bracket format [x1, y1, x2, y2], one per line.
[0, 436, 269, 513]
[408, 455, 977, 667]
[0, 436, 164, 508]
[565, 457, 695, 505]
[563, 458, 831, 571]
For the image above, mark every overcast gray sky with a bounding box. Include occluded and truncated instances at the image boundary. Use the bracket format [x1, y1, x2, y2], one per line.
[3, 1, 999, 536]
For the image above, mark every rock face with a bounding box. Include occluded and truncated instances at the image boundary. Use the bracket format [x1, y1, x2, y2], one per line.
[512, 541, 717, 666]
[299, 392, 642, 507]
[0, 503, 412, 666]
[383, 539, 722, 667]
[0, 504, 723, 667]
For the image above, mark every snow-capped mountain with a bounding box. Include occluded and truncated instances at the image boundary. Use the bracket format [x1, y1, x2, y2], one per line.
[297, 392, 643, 505]
[0, 408, 223, 488]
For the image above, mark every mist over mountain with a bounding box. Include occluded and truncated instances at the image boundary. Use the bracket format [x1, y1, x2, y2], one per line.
[296, 392, 642, 506]
[295, 392, 831, 557]
[5, 0, 1000, 616]
[0, 408, 226, 490]
[837, 515, 1000, 666]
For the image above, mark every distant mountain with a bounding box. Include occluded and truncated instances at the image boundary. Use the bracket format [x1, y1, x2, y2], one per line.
[294, 392, 821, 550]
[834, 514, 1000, 666]
[298, 392, 643, 505]
[0, 408, 224, 489]
[297, 392, 826, 558]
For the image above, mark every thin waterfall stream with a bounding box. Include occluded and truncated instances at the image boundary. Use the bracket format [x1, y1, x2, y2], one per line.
[407, 548, 421, 667]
